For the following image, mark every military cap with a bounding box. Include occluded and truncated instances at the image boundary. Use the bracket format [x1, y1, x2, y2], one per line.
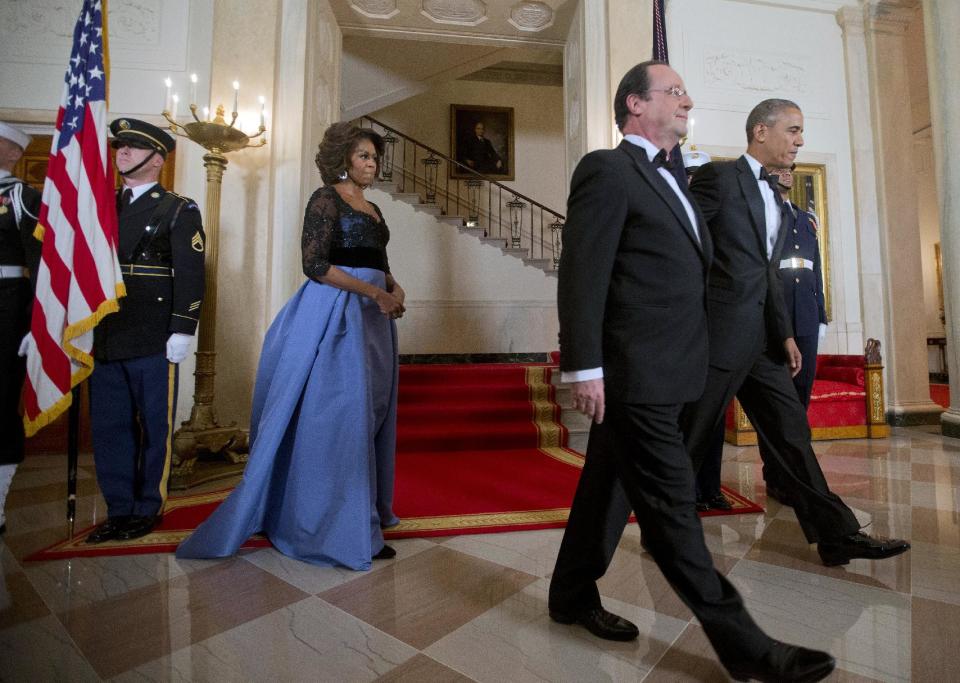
[109, 118, 175, 157]
[682, 148, 711, 170]
[0, 121, 32, 150]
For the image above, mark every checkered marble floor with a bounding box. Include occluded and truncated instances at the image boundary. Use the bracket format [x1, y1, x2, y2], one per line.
[2, 427, 958, 681]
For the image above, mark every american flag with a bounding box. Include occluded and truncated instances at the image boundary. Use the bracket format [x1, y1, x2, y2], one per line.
[23, 0, 124, 436]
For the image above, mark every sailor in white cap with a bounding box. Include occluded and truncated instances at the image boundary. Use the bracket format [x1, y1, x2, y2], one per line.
[0, 121, 41, 535]
[682, 147, 712, 181]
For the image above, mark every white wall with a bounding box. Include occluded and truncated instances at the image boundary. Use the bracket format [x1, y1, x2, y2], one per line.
[666, 0, 864, 355]
[370, 79, 568, 218]
[368, 188, 559, 354]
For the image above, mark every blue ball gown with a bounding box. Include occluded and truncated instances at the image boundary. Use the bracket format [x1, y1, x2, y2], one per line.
[176, 186, 399, 570]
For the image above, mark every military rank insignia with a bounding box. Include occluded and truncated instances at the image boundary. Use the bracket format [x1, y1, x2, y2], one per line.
[191, 231, 204, 252]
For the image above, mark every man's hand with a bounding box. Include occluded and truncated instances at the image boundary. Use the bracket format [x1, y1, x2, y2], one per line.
[784, 338, 802, 378]
[166, 333, 193, 364]
[570, 378, 605, 424]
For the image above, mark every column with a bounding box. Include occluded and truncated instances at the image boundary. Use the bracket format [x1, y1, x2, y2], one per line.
[862, 2, 943, 425]
[836, 6, 886, 356]
[922, 0, 960, 436]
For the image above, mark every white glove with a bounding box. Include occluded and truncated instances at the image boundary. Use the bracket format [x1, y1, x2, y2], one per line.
[166, 333, 193, 364]
[818, 323, 827, 340]
[17, 333, 33, 357]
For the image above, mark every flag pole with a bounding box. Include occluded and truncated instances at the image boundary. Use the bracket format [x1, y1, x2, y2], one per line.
[67, 385, 80, 537]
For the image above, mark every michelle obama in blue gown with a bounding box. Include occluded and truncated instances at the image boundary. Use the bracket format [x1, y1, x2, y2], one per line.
[177, 125, 404, 570]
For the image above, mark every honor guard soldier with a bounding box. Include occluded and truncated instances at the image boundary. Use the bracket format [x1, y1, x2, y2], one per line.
[771, 164, 827, 407]
[85, 118, 205, 543]
[0, 122, 41, 535]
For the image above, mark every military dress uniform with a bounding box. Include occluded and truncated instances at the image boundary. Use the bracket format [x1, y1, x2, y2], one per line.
[777, 203, 826, 407]
[0, 167, 41, 533]
[87, 118, 204, 541]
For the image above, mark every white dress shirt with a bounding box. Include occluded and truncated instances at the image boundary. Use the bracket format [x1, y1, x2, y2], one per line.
[742, 153, 781, 259]
[123, 181, 158, 202]
[561, 136, 699, 385]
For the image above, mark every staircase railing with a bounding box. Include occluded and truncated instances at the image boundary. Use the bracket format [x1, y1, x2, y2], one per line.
[357, 115, 565, 267]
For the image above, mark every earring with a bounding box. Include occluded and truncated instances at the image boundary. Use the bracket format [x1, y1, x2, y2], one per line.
[338, 170, 348, 181]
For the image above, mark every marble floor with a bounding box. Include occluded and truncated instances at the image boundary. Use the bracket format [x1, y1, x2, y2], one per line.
[2, 427, 958, 682]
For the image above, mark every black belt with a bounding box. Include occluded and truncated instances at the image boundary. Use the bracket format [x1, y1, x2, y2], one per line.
[120, 263, 172, 277]
[329, 247, 386, 272]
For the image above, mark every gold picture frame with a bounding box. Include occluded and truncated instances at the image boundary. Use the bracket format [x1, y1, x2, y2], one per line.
[450, 104, 515, 180]
[788, 163, 831, 322]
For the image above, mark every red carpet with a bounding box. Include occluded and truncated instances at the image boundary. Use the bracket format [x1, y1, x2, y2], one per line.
[28, 363, 763, 560]
[931, 383, 950, 409]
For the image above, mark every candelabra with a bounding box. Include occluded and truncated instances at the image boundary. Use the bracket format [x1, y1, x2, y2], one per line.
[161, 98, 267, 489]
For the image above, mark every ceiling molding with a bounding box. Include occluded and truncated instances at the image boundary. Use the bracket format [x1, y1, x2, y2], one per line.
[460, 60, 562, 85]
[337, 22, 566, 48]
[508, 2, 555, 32]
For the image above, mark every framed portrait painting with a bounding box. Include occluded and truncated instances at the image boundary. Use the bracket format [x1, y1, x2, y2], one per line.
[450, 104, 515, 180]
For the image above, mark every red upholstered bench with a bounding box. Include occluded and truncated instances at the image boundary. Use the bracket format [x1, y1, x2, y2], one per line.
[724, 342, 890, 445]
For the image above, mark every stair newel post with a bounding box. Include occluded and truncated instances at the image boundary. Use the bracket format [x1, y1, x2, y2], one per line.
[550, 218, 563, 270]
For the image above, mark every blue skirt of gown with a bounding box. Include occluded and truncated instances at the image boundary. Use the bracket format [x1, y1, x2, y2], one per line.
[175, 267, 399, 570]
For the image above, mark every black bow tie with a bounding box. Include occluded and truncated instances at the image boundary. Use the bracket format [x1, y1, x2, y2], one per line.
[652, 149, 678, 172]
[759, 167, 780, 192]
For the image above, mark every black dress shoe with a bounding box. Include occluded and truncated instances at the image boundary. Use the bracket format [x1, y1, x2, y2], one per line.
[116, 515, 158, 541]
[696, 494, 732, 512]
[766, 483, 794, 507]
[85, 516, 130, 544]
[706, 494, 732, 511]
[373, 544, 396, 560]
[549, 605, 639, 641]
[818, 531, 911, 566]
[727, 640, 835, 682]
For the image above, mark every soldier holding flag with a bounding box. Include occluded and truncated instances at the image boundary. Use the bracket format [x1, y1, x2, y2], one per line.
[0, 122, 41, 534]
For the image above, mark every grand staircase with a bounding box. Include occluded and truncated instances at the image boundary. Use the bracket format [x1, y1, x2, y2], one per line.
[359, 115, 563, 278]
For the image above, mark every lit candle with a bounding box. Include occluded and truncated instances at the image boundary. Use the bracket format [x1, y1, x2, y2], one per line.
[203, 106, 210, 122]
[189, 73, 198, 106]
[172, 94, 179, 119]
[163, 77, 172, 113]
[232, 80, 240, 114]
[688, 116, 696, 143]
[258, 95, 265, 128]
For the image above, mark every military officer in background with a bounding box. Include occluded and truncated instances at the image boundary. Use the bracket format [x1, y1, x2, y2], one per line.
[0, 122, 41, 535]
[770, 164, 826, 406]
[762, 164, 827, 505]
[85, 118, 205, 543]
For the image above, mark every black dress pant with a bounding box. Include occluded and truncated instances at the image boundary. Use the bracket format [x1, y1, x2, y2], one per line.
[549, 401, 773, 666]
[682, 349, 860, 543]
[698, 333, 821, 497]
[0, 278, 31, 466]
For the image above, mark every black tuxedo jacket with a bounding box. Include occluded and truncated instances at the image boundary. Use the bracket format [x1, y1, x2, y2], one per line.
[558, 140, 712, 404]
[94, 185, 205, 361]
[689, 156, 793, 371]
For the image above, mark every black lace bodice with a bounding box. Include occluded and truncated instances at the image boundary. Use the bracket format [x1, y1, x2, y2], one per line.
[301, 185, 390, 280]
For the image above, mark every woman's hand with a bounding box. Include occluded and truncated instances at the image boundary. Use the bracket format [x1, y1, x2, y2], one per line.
[389, 283, 406, 306]
[373, 289, 405, 319]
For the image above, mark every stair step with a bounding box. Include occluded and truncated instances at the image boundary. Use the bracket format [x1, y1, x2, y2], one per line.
[391, 192, 421, 204]
[502, 247, 529, 258]
[523, 258, 552, 269]
[440, 216, 466, 227]
[458, 226, 485, 237]
[481, 237, 507, 247]
[414, 204, 443, 216]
